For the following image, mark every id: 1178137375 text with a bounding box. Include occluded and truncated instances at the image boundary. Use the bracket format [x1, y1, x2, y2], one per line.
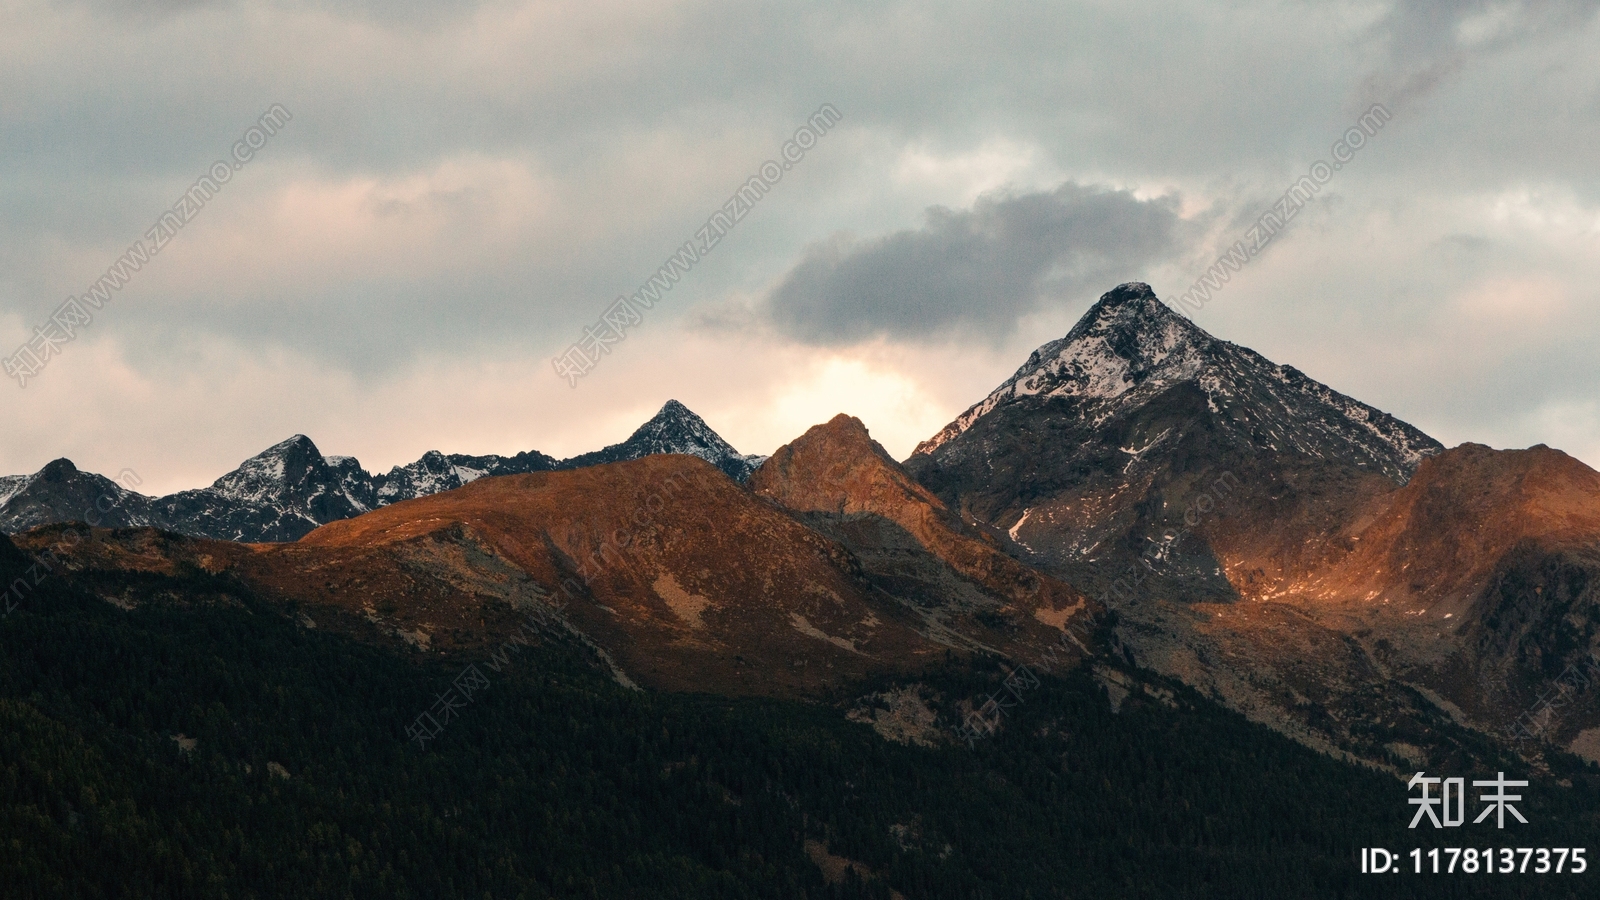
[1362, 847, 1587, 875]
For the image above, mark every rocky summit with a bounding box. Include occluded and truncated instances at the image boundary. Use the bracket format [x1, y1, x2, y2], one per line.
[915, 283, 1438, 480]
[559, 399, 767, 482]
[907, 282, 1442, 598]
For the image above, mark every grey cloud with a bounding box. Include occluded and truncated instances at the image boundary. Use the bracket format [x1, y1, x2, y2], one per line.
[3, 0, 1598, 383]
[761, 183, 1188, 345]
[55, 0, 483, 25]
[1363, 0, 1600, 111]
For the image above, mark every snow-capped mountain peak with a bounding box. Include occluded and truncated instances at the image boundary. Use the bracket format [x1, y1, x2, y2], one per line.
[916, 284, 1213, 455]
[630, 400, 740, 457]
[2, 402, 746, 541]
[914, 283, 1440, 481]
[208, 434, 327, 504]
[1006, 282, 1211, 402]
[0, 457, 158, 534]
[559, 400, 765, 481]
[375, 450, 494, 503]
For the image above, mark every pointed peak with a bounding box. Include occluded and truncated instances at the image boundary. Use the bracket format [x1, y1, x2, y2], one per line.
[626, 401, 724, 447]
[1016, 282, 1212, 388]
[650, 399, 700, 423]
[1098, 281, 1157, 307]
[559, 399, 756, 481]
[781, 414, 877, 454]
[626, 400, 715, 440]
[753, 414, 915, 506]
[1071, 282, 1185, 335]
[912, 284, 1214, 456]
[259, 434, 321, 457]
[814, 413, 872, 441]
[915, 280, 1443, 481]
[39, 458, 80, 481]
[209, 435, 330, 498]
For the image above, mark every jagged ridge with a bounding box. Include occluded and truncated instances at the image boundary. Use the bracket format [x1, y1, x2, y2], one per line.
[0, 401, 753, 542]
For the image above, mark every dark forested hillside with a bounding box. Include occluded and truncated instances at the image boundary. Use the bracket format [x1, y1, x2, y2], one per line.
[2, 541, 1598, 899]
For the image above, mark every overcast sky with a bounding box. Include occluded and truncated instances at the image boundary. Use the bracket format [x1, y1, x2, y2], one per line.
[3, 0, 1599, 494]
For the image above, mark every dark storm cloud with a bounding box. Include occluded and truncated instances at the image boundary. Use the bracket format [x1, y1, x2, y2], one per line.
[763, 183, 1188, 344]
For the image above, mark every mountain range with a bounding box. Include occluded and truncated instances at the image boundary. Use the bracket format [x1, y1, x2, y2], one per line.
[9, 282, 1600, 774]
[0, 399, 762, 542]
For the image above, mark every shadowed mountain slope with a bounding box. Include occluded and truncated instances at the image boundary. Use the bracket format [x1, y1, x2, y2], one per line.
[751, 414, 1096, 668]
[904, 283, 1600, 766]
[18, 456, 989, 697]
